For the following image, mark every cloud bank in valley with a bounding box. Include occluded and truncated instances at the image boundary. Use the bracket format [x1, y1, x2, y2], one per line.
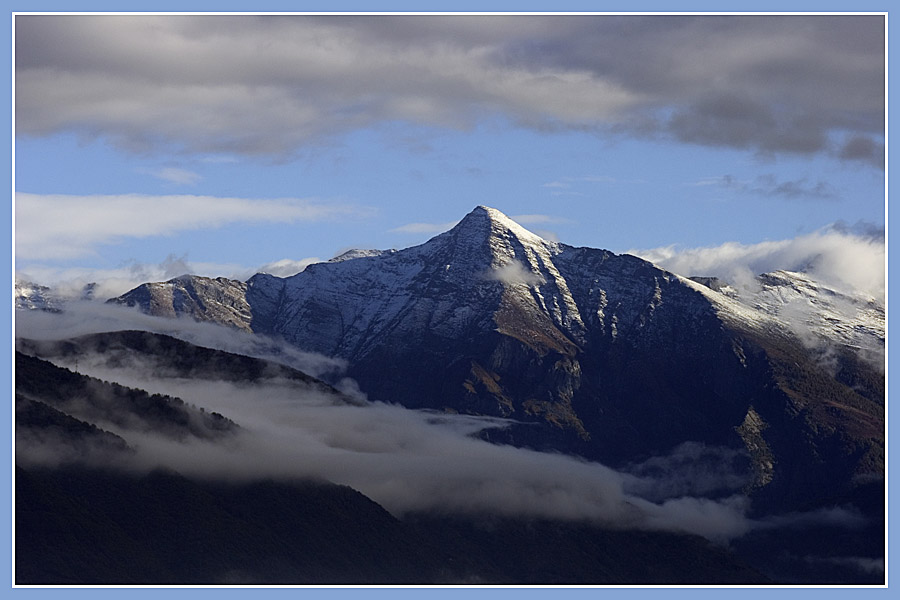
[16, 15, 884, 167]
[15, 301, 347, 380]
[14, 303, 868, 545]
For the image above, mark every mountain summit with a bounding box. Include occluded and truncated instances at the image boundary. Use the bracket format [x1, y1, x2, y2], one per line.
[109, 206, 883, 517]
[435, 205, 556, 260]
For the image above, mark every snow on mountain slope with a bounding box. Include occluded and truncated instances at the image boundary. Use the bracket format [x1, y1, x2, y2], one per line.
[242, 206, 585, 359]
[58, 207, 886, 522]
[15, 280, 63, 312]
[110, 274, 253, 332]
[750, 270, 884, 352]
[327, 248, 397, 263]
[688, 270, 884, 362]
[108, 206, 882, 366]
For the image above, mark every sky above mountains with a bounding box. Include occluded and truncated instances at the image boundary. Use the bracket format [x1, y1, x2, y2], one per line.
[14, 12, 886, 299]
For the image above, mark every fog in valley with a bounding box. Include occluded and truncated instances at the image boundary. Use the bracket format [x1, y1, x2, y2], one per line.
[15, 303, 869, 546]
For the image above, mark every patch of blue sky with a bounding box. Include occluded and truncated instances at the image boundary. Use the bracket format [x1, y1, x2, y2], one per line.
[15, 115, 885, 276]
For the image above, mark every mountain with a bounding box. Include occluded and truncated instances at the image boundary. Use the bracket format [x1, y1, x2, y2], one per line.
[15, 279, 63, 312]
[26, 204, 876, 584]
[109, 206, 883, 512]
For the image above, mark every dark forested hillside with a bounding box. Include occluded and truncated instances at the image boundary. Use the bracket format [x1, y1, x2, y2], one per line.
[16, 465, 768, 585]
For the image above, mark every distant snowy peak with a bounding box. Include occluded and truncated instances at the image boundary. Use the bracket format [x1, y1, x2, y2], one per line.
[15, 280, 62, 312]
[15, 279, 103, 311]
[327, 248, 397, 263]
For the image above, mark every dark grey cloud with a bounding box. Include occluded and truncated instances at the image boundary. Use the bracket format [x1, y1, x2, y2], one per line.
[839, 135, 885, 169]
[669, 95, 829, 155]
[697, 173, 838, 201]
[15, 14, 884, 166]
[828, 219, 885, 241]
[758, 174, 837, 201]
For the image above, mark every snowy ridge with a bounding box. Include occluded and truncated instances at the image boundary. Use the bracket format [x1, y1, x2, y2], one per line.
[111, 274, 254, 332]
[746, 270, 884, 354]
[247, 206, 735, 359]
[108, 206, 882, 368]
[685, 269, 884, 358]
[327, 248, 397, 263]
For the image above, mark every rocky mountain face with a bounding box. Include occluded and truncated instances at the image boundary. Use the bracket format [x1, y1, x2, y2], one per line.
[109, 206, 884, 518]
[109, 275, 254, 331]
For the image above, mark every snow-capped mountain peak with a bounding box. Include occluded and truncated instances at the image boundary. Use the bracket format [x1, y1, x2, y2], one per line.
[431, 206, 558, 264]
[327, 248, 397, 263]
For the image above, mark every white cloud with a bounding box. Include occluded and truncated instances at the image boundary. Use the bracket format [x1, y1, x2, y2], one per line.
[255, 257, 321, 278]
[14, 305, 734, 536]
[14, 192, 366, 260]
[16, 255, 325, 300]
[630, 226, 885, 301]
[151, 167, 203, 186]
[486, 260, 545, 287]
[16, 252, 325, 301]
[17, 261, 213, 303]
[15, 301, 347, 379]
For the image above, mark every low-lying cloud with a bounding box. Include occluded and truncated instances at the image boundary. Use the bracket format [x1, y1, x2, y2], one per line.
[16, 340, 729, 537]
[15, 303, 872, 545]
[486, 260, 546, 287]
[15, 301, 347, 380]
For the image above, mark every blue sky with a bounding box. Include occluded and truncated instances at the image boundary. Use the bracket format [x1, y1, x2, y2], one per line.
[13, 13, 886, 299]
